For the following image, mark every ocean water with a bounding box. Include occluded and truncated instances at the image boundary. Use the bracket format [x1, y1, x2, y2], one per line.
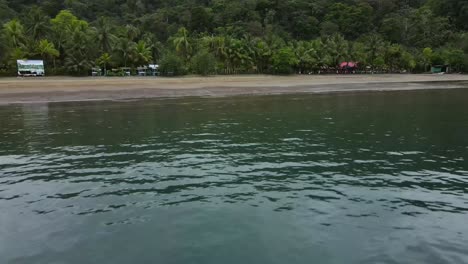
[1, 89, 468, 264]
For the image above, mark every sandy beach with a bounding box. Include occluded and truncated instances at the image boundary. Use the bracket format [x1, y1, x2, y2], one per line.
[0, 74, 467, 104]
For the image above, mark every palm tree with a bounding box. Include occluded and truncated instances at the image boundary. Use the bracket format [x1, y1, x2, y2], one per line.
[95, 17, 117, 53]
[10, 47, 27, 60]
[125, 24, 140, 41]
[325, 34, 349, 67]
[116, 37, 136, 67]
[362, 34, 385, 70]
[293, 41, 317, 74]
[64, 53, 93, 74]
[63, 30, 93, 74]
[385, 44, 404, 72]
[3, 19, 25, 48]
[204, 36, 227, 61]
[252, 38, 272, 73]
[37, 39, 59, 69]
[142, 33, 163, 63]
[96, 53, 112, 75]
[225, 38, 253, 73]
[24, 7, 50, 41]
[309, 39, 328, 71]
[7, 47, 28, 68]
[134, 40, 152, 66]
[173, 27, 192, 60]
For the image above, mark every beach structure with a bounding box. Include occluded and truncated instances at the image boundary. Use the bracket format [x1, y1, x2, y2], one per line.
[137, 66, 147, 76]
[91, 67, 102, 76]
[339, 62, 358, 73]
[340, 62, 357, 68]
[17, 60, 45, 77]
[148, 64, 159, 76]
[137, 65, 160, 76]
[136, 65, 159, 76]
[120, 67, 131, 76]
[431, 65, 450, 74]
[93, 65, 159, 77]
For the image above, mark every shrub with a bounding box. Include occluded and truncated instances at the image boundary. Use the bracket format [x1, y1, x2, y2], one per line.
[0, 68, 15, 77]
[191, 50, 216, 76]
[271, 48, 298, 74]
[47, 67, 68, 76]
[159, 53, 185, 76]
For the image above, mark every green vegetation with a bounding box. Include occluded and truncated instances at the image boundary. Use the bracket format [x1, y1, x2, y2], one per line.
[191, 50, 216, 76]
[272, 48, 298, 74]
[1, 0, 468, 76]
[159, 53, 185, 76]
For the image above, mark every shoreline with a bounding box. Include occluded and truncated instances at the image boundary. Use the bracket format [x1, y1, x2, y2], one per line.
[1, 74, 468, 105]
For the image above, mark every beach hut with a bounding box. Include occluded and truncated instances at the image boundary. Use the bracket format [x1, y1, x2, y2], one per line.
[91, 67, 102, 76]
[137, 66, 147, 76]
[120, 67, 131, 76]
[431, 65, 450, 74]
[148, 64, 159, 76]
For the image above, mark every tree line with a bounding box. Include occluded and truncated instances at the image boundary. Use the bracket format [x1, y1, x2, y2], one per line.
[1, 0, 467, 76]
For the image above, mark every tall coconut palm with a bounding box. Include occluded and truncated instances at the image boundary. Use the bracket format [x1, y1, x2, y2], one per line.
[3, 19, 25, 48]
[116, 37, 136, 67]
[10, 47, 27, 60]
[202, 35, 227, 62]
[362, 33, 385, 69]
[96, 53, 112, 75]
[64, 53, 93, 74]
[142, 33, 163, 63]
[37, 39, 59, 69]
[134, 40, 152, 66]
[225, 38, 253, 73]
[252, 38, 272, 73]
[24, 7, 50, 41]
[309, 39, 328, 69]
[125, 24, 140, 41]
[63, 30, 93, 74]
[7, 47, 28, 68]
[325, 34, 349, 67]
[95, 16, 117, 53]
[172, 27, 192, 60]
[293, 41, 317, 73]
[213, 37, 227, 60]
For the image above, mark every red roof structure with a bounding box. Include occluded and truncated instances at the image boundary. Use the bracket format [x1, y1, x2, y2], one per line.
[340, 62, 358, 68]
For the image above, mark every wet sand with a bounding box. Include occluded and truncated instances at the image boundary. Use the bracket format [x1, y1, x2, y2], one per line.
[0, 74, 467, 104]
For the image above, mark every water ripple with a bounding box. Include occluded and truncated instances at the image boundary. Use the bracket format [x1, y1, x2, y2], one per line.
[1, 92, 468, 264]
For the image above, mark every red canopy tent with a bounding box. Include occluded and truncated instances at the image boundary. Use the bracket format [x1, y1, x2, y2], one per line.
[340, 62, 358, 68]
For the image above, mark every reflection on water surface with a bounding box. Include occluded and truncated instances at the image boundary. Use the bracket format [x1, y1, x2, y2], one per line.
[1, 89, 468, 264]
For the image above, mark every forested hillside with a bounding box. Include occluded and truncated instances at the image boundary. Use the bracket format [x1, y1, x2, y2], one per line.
[1, 0, 468, 75]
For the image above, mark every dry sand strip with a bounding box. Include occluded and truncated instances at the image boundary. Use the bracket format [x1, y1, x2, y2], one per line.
[0, 74, 467, 105]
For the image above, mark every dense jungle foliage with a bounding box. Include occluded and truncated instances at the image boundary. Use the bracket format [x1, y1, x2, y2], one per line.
[1, 0, 468, 75]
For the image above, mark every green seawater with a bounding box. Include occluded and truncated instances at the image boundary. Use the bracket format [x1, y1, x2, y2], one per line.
[1, 89, 468, 264]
